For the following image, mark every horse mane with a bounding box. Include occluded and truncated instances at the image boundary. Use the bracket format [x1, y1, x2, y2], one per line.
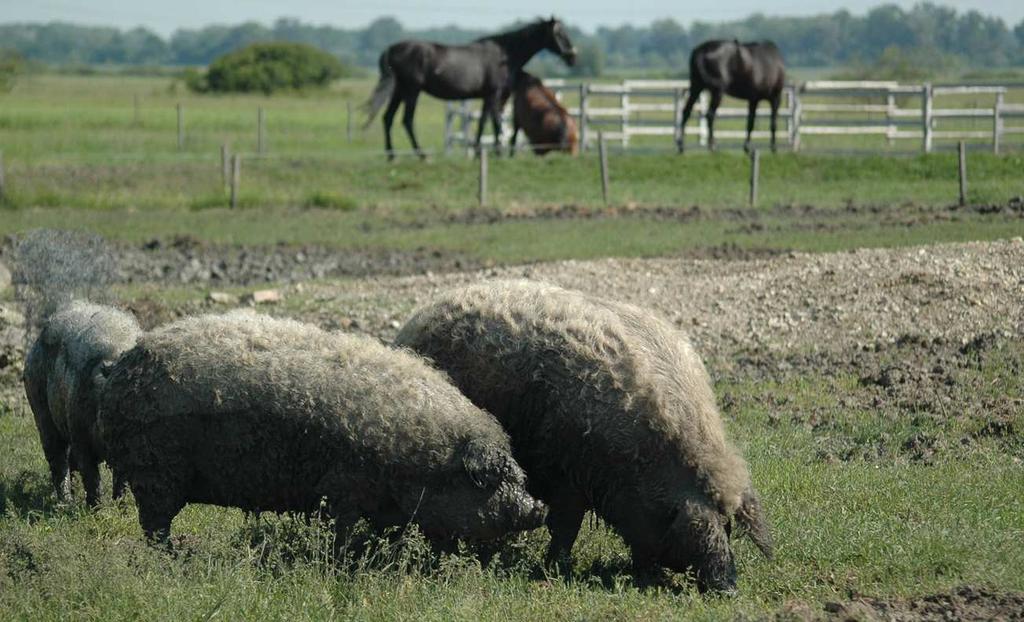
[477, 19, 549, 45]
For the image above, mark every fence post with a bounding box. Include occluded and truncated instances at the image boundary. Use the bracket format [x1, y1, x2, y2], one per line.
[230, 154, 241, 210]
[790, 86, 802, 152]
[478, 147, 488, 207]
[346, 101, 353, 142]
[598, 132, 610, 205]
[749, 149, 760, 207]
[220, 144, 230, 192]
[620, 89, 629, 148]
[0, 151, 6, 202]
[673, 88, 683, 146]
[885, 92, 896, 146]
[993, 92, 1003, 155]
[176, 103, 184, 150]
[958, 141, 967, 207]
[921, 83, 933, 153]
[133, 94, 140, 125]
[444, 103, 453, 154]
[257, 107, 266, 155]
[578, 83, 588, 151]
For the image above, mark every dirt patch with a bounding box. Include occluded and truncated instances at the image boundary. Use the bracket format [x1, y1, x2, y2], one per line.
[775, 585, 1024, 621]
[115, 236, 482, 286]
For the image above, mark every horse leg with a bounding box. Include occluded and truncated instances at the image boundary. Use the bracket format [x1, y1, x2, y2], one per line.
[509, 122, 520, 157]
[678, 89, 701, 154]
[400, 91, 425, 160]
[744, 99, 759, 154]
[769, 94, 781, 153]
[382, 92, 403, 162]
[706, 90, 723, 152]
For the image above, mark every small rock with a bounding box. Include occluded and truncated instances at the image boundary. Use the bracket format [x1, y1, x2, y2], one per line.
[208, 291, 239, 305]
[245, 289, 282, 305]
[389, 319, 401, 329]
[337, 317, 354, 329]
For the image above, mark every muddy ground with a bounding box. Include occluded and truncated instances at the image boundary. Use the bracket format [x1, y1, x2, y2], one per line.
[1, 235, 1022, 619]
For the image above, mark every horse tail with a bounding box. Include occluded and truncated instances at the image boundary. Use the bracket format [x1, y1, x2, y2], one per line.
[362, 51, 396, 128]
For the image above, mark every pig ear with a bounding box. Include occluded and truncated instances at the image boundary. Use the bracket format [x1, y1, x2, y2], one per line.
[735, 486, 773, 559]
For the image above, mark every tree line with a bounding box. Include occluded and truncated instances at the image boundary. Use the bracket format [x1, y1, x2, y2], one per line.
[1, 3, 1023, 77]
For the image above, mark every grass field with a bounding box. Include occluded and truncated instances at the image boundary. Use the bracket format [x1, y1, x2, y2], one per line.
[1, 73, 1024, 620]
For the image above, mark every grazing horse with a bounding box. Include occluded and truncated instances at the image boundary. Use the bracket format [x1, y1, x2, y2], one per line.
[677, 40, 785, 153]
[363, 18, 577, 160]
[508, 71, 578, 156]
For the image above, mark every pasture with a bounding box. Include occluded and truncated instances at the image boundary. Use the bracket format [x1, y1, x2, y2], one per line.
[1, 73, 1023, 620]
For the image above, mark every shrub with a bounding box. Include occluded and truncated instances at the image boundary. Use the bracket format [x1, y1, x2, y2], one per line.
[189, 42, 347, 94]
[0, 49, 25, 93]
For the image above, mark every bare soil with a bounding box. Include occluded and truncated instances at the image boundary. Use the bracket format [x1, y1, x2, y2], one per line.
[775, 585, 1024, 621]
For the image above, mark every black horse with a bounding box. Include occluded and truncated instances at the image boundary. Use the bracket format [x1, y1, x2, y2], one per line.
[677, 40, 786, 153]
[363, 18, 577, 160]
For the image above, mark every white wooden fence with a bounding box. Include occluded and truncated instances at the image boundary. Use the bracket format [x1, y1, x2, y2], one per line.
[445, 80, 1024, 154]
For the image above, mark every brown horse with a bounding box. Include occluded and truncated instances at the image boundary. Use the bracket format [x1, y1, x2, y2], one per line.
[508, 72, 578, 156]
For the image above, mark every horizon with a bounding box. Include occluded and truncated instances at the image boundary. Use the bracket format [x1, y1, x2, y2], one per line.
[2, 0, 1022, 37]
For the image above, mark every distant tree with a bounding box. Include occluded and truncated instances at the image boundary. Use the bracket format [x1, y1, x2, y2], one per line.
[187, 42, 348, 94]
[359, 17, 404, 64]
[569, 41, 604, 77]
[171, 22, 272, 65]
[0, 49, 25, 92]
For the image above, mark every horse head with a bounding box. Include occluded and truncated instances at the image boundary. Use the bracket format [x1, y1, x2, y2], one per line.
[545, 17, 577, 66]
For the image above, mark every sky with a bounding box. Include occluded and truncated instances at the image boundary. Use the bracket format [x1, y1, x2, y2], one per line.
[2, 0, 1022, 35]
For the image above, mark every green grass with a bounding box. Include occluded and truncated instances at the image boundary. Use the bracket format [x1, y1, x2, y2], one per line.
[2, 342, 1022, 620]
[1, 74, 1022, 261]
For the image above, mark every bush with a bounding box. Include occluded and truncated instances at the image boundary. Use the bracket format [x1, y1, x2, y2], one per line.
[189, 42, 347, 94]
[0, 49, 25, 93]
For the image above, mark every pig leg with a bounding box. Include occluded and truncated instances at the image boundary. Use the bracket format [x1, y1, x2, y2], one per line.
[73, 444, 101, 508]
[543, 493, 588, 577]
